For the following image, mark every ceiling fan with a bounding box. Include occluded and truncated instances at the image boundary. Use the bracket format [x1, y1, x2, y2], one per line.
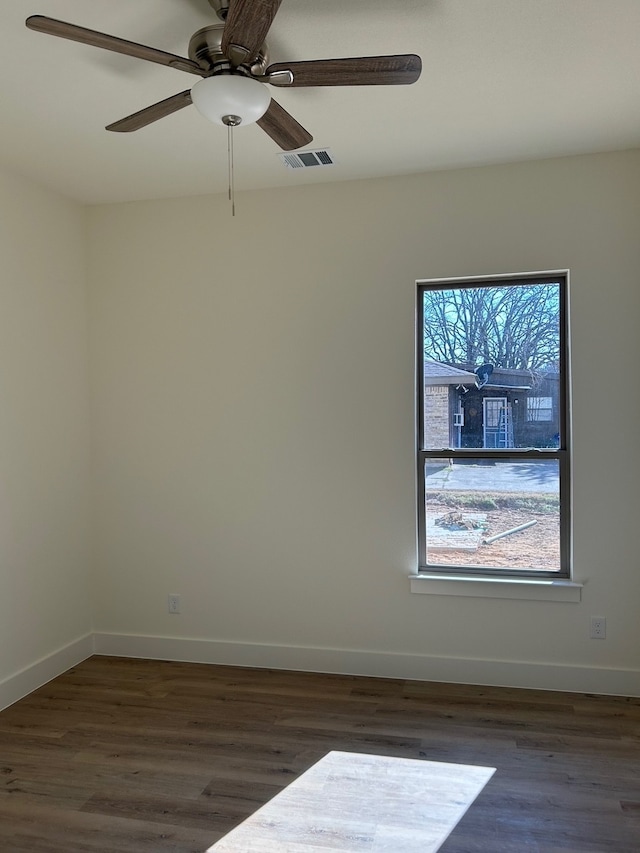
[25, 0, 422, 151]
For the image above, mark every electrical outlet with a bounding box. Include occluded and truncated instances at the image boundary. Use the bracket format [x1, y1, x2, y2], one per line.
[168, 594, 181, 615]
[590, 616, 606, 639]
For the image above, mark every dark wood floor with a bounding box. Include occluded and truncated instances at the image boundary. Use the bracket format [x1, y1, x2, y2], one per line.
[0, 656, 638, 852]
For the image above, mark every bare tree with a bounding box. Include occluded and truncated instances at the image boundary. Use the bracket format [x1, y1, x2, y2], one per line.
[423, 283, 559, 371]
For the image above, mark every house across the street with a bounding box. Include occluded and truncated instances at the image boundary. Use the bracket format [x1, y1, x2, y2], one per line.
[423, 359, 560, 450]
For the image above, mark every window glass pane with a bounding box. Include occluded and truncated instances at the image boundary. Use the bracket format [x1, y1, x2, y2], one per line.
[424, 458, 560, 571]
[422, 283, 560, 449]
[527, 396, 553, 422]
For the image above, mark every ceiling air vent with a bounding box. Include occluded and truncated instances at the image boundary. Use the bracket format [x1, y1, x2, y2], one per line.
[279, 148, 335, 169]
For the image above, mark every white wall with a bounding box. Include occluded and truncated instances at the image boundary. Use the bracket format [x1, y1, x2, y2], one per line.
[0, 166, 92, 696]
[87, 150, 640, 693]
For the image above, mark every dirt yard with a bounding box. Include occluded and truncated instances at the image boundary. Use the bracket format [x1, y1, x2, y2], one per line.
[427, 496, 561, 571]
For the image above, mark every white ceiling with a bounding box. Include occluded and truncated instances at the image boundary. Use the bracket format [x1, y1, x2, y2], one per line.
[2, 0, 639, 205]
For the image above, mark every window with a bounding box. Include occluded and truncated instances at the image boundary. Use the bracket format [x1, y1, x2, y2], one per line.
[416, 273, 570, 578]
[527, 396, 554, 422]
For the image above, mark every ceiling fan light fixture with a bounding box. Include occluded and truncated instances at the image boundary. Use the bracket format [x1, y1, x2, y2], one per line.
[191, 74, 271, 126]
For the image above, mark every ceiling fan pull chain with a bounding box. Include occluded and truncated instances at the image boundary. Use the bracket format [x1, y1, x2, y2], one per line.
[230, 124, 236, 216]
[224, 115, 241, 216]
[227, 122, 233, 214]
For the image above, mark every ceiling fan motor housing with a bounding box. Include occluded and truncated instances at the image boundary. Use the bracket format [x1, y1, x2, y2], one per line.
[188, 25, 268, 76]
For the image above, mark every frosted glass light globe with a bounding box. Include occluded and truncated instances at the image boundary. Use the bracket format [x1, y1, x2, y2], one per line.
[191, 75, 271, 126]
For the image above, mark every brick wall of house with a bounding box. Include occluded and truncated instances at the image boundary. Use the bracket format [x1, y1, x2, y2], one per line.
[424, 385, 450, 448]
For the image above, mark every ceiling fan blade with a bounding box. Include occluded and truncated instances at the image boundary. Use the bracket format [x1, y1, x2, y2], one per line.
[256, 99, 313, 151]
[266, 54, 422, 87]
[26, 15, 206, 76]
[221, 0, 283, 66]
[106, 91, 193, 132]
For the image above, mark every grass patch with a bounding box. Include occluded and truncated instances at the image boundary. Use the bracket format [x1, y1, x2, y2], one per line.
[428, 491, 559, 514]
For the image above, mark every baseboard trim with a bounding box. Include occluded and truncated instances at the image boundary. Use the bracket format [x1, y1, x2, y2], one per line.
[4, 633, 638, 705]
[92, 633, 640, 697]
[0, 633, 95, 711]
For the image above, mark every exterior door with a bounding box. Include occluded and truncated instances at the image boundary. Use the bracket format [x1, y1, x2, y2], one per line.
[483, 397, 511, 448]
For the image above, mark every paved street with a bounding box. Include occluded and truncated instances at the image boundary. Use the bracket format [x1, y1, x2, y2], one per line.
[425, 460, 558, 493]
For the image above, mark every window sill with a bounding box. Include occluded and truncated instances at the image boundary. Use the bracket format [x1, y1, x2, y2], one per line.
[409, 574, 582, 602]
